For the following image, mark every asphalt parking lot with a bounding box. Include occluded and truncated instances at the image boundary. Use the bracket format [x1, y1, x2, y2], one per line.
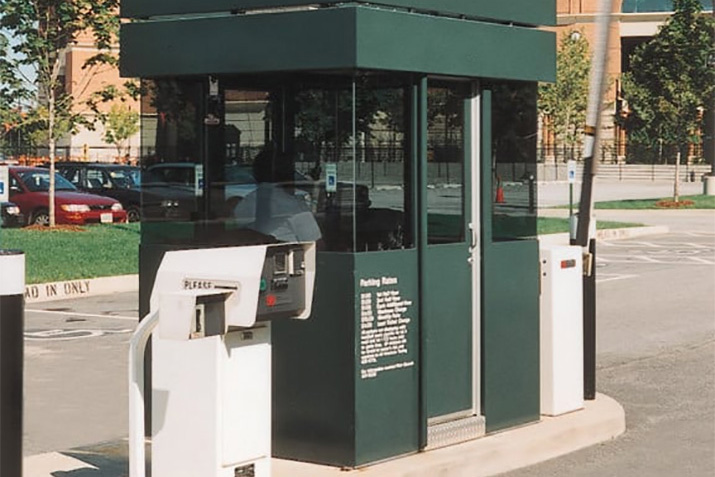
[24, 293, 138, 456]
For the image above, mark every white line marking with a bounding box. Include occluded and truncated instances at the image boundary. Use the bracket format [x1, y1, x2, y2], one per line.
[680, 242, 711, 249]
[678, 231, 715, 237]
[597, 257, 712, 265]
[26, 309, 138, 322]
[685, 256, 715, 264]
[633, 255, 660, 262]
[25, 329, 133, 341]
[596, 274, 637, 284]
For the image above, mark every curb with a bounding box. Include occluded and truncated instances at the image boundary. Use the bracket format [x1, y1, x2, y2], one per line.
[24, 275, 138, 304]
[24, 393, 625, 477]
[538, 225, 669, 246]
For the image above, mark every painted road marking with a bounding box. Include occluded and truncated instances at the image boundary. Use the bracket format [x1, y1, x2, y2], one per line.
[26, 309, 137, 322]
[597, 255, 714, 265]
[596, 273, 638, 284]
[25, 329, 133, 341]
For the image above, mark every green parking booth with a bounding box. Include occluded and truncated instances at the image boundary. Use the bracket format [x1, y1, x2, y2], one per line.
[121, 0, 556, 468]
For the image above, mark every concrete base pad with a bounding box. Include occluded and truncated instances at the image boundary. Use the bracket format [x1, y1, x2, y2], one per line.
[274, 393, 625, 477]
[24, 393, 625, 477]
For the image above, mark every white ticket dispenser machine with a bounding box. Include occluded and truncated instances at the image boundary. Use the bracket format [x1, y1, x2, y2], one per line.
[129, 243, 316, 477]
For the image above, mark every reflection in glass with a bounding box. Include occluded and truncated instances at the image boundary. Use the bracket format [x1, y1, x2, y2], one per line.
[351, 77, 412, 252]
[490, 81, 538, 241]
[427, 83, 466, 245]
[140, 74, 413, 252]
[140, 79, 204, 237]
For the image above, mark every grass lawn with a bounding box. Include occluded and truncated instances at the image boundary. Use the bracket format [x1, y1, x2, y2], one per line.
[0, 223, 140, 284]
[434, 213, 642, 241]
[562, 194, 715, 210]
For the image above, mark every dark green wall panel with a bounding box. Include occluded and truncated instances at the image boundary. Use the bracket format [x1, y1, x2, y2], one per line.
[121, 7, 555, 82]
[122, 0, 555, 26]
[423, 244, 472, 418]
[481, 240, 541, 432]
[480, 88, 540, 433]
[353, 251, 420, 465]
[272, 253, 357, 466]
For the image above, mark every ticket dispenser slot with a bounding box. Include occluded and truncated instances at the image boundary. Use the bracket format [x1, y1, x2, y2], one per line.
[129, 242, 315, 477]
[157, 290, 232, 341]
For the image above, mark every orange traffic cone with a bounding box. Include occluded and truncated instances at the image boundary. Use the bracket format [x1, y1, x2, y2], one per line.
[495, 175, 505, 203]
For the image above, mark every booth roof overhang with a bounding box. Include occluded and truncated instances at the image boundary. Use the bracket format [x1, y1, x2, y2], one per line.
[120, 3, 556, 83]
[121, 0, 556, 28]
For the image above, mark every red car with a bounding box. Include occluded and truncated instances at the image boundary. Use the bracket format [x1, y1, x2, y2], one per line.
[8, 166, 128, 226]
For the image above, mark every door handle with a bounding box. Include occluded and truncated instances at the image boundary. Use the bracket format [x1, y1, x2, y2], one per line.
[468, 223, 478, 265]
[468, 223, 478, 251]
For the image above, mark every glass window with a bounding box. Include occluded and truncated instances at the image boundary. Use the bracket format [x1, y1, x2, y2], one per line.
[108, 169, 137, 189]
[489, 81, 538, 241]
[139, 74, 413, 252]
[18, 170, 76, 192]
[352, 76, 413, 252]
[86, 169, 111, 189]
[60, 168, 82, 186]
[140, 79, 204, 241]
[427, 83, 467, 245]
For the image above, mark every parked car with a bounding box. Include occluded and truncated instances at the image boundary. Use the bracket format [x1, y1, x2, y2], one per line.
[53, 162, 142, 222]
[144, 162, 370, 216]
[1, 201, 24, 228]
[7, 166, 128, 226]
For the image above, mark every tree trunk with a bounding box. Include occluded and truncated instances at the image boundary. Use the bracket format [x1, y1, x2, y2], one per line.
[673, 149, 681, 203]
[48, 87, 56, 227]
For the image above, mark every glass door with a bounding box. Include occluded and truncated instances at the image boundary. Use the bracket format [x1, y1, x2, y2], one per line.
[421, 80, 483, 448]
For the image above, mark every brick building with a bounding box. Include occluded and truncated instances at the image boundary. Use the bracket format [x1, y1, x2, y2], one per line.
[550, 0, 713, 162]
[58, 30, 140, 163]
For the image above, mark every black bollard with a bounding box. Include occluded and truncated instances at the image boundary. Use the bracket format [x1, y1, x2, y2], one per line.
[583, 239, 596, 400]
[0, 250, 25, 477]
[528, 174, 536, 214]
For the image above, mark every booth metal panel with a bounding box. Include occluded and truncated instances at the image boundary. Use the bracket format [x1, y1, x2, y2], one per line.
[479, 89, 541, 432]
[272, 250, 420, 467]
[423, 245, 473, 418]
[120, 7, 555, 83]
[121, 0, 556, 27]
[353, 251, 420, 465]
[272, 253, 357, 466]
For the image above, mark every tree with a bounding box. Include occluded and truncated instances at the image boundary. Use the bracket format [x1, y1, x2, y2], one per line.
[0, 0, 120, 225]
[620, 0, 715, 201]
[538, 29, 591, 160]
[102, 103, 140, 159]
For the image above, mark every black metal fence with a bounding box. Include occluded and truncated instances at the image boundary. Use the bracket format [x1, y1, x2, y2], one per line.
[539, 142, 706, 165]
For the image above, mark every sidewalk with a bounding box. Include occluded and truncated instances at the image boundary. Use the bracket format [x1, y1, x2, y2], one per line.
[24, 394, 625, 477]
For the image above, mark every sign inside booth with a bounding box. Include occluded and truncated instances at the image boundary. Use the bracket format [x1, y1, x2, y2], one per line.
[0, 165, 8, 202]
